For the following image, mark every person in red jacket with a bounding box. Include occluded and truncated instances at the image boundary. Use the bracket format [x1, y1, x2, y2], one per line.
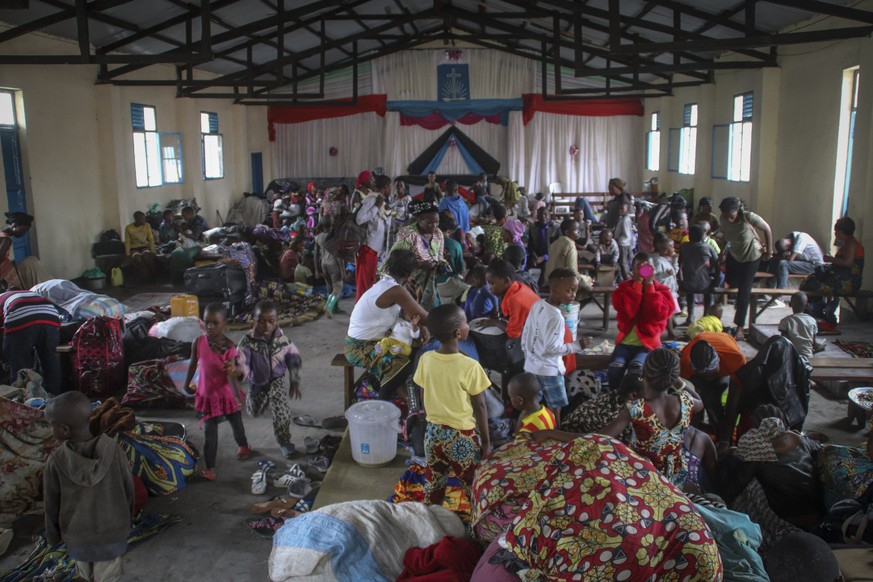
[607, 252, 676, 390]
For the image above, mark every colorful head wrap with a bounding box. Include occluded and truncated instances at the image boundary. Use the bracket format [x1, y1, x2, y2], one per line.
[409, 200, 439, 217]
[307, 181, 316, 192]
[502, 219, 525, 243]
[356, 170, 372, 189]
[735, 417, 786, 462]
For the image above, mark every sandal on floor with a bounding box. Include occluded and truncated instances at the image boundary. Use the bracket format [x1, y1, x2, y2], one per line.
[252, 497, 297, 514]
[280, 443, 296, 459]
[307, 455, 331, 472]
[321, 416, 348, 430]
[293, 415, 320, 427]
[246, 516, 285, 539]
[270, 507, 301, 519]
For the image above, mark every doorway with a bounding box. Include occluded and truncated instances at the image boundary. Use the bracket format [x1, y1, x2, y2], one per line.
[0, 90, 30, 260]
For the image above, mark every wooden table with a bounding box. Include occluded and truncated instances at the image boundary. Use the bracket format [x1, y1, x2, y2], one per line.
[589, 286, 614, 329]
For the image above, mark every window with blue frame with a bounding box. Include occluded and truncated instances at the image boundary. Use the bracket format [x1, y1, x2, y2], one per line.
[201, 112, 224, 180]
[131, 103, 183, 187]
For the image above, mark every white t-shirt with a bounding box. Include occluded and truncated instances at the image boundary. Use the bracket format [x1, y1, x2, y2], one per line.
[389, 319, 420, 346]
[778, 312, 818, 360]
[356, 193, 388, 254]
[521, 300, 584, 376]
[791, 231, 824, 265]
[347, 276, 400, 340]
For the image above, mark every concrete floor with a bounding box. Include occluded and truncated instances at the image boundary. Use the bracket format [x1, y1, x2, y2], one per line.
[1, 286, 871, 580]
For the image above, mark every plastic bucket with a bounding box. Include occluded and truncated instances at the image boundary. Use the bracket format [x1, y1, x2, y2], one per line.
[345, 401, 401, 467]
[562, 301, 581, 341]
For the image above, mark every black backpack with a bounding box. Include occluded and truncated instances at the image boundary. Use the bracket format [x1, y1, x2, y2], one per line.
[323, 207, 368, 262]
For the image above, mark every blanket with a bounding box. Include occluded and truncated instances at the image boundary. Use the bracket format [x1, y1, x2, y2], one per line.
[390, 461, 471, 518]
[229, 282, 325, 330]
[31, 279, 125, 320]
[269, 500, 465, 582]
[0, 398, 59, 529]
[836, 340, 873, 358]
[505, 434, 723, 581]
[398, 536, 482, 581]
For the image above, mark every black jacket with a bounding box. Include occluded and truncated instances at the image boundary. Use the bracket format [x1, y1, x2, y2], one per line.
[736, 335, 812, 430]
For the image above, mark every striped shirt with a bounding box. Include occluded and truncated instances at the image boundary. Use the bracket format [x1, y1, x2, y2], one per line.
[518, 405, 557, 434]
[0, 291, 61, 333]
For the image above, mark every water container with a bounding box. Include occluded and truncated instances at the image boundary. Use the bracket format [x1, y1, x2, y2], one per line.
[562, 301, 581, 341]
[345, 401, 401, 467]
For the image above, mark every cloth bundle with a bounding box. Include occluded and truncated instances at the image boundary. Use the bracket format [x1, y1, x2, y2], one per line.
[89, 397, 136, 437]
[268, 500, 465, 582]
[398, 536, 483, 581]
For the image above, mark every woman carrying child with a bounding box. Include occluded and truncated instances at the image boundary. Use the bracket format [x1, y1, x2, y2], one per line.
[183, 303, 251, 480]
[389, 200, 446, 311]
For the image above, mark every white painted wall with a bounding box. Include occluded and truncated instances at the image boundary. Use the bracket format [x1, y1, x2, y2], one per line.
[642, 3, 873, 287]
[0, 25, 268, 280]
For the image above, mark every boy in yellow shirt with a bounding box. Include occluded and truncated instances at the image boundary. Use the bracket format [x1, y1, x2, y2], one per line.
[414, 304, 491, 506]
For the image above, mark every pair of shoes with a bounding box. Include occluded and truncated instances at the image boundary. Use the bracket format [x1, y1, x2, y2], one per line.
[200, 469, 216, 481]
[273, 463, 307, 488]
[280, 443, 296, 459]
[251, 460, 276, 495]
[292, 415, 320, 428]
[237, 445, 252, 461]
[303, 436, 320, 455]
[286, 478, 313, 499]
[307, 455, 331, 472]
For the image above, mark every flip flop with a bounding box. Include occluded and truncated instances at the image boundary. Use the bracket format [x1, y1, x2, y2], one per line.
[293, 415, 320, 427]
[320, 416, 348, 430]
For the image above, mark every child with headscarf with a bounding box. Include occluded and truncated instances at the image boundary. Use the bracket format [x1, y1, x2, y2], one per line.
[501, 219, 527, 271]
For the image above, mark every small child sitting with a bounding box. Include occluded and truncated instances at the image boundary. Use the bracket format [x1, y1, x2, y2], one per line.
[687, 304, 724, 339]
[593, 228, 619, 268]
[668, 209, 690, 245]
[415, 304, 491, 506]
[376, 310, 421, 357]
[44, 392, 135, 581]
[294, 251, 315, 285]
[509, 372, 556, 435]
[464, 265, 499, 321]
[778, 291, 819, 360]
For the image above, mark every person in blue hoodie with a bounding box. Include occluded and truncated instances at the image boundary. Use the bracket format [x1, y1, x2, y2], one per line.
[438, 179, 470, 237]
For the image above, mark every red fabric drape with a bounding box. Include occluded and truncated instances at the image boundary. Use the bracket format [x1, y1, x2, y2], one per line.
[399, 111, 503, 130]
[522, 94, 644, 125]
[267, 94, 387, 140]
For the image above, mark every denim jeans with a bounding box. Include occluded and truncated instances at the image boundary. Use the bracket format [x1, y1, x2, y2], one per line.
[607, 343, 650, 390]
[771, 259, 817, 290]
[3, 324, 61, 394]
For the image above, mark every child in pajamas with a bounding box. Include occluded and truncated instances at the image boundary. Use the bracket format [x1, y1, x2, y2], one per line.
[235, 300, 302, 459]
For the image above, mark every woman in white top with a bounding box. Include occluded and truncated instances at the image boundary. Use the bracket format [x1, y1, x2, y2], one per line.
[345, 249, 429, 398]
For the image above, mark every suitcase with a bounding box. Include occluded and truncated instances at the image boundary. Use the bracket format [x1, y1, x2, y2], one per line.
[183, 263, 247, 299]
[197, 291, 246, 317]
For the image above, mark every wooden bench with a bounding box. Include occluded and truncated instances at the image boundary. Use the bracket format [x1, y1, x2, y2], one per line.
[714, 287, 872, 325]
[808, 356, 873, 382]
[331, 353, 364, 411]
[575, 353, 613, 370]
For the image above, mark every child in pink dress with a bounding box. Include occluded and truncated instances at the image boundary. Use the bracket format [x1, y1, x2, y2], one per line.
[183, 303, 251, 480]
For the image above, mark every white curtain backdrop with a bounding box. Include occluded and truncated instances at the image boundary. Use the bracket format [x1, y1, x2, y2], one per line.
[508, 111, 643, 194]
[372, 49, 535, 100]
[270, 112, 384, 178]
[382, 112, 508, 178]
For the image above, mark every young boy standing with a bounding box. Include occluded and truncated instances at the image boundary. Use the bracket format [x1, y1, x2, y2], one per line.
[509, 372, 556, 435]
[520, 268, 589, 426]
[614, 202, 634, 282]
[43, 391, 134, 582]
[779, 292, 819, 360]
[415, 304, 491, 507]
[236, 300, 303, 459]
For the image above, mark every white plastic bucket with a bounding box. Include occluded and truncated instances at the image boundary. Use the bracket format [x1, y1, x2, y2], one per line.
[562, 301, 581, 341]
[345, 401, 402, 467]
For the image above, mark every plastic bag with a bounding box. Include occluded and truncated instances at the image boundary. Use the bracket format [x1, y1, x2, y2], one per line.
[149, 317, 204, 343]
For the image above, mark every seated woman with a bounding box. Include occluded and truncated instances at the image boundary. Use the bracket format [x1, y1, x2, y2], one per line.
[815, 429, 873, 509]
[534, 348, 703, 488]
[345, 249, 429, 400]
[0, 212, 52, 289]
[801, 215, 864, 332]
[124, 211, 156, 278]
[717, 405, 824, 531]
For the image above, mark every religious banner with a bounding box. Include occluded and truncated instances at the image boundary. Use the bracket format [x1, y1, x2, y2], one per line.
[437, 63, 470, 102]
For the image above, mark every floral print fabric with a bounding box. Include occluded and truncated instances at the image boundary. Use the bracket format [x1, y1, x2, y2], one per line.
[505, 434, 722, 581]
[627, 390, 694, 486]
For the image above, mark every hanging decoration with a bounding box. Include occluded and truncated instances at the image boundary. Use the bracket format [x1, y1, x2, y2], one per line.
[445, 49, 464, 62]
[569, 145, 579, 158]
[329, 146, 338, 157]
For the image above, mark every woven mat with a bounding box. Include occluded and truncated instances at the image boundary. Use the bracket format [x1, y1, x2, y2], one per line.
[836, 340, 873, 358]
[227, 294, 326, 330]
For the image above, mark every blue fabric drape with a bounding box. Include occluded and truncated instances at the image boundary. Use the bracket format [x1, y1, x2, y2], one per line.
[423, 138, 485, 176]
[387, 99, 524, 125]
